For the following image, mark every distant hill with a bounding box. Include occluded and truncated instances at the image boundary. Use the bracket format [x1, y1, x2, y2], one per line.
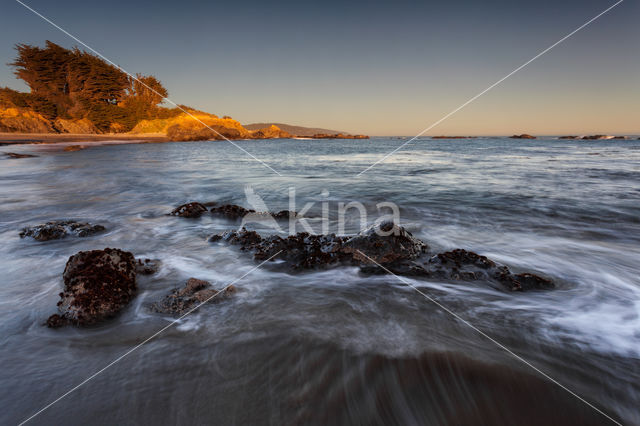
[244, 123, 345, 137]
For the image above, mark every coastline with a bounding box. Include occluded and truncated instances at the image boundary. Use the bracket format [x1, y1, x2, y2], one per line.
[0, 132, 170, 145]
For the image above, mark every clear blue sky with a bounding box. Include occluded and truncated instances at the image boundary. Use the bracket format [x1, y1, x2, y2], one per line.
[1, 0, 638, 135]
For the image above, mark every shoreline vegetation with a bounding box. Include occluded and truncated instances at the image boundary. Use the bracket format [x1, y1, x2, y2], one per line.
[0, 41, 368, 144]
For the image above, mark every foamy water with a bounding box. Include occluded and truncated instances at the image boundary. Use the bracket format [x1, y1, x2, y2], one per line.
[1, 137, 639, 424]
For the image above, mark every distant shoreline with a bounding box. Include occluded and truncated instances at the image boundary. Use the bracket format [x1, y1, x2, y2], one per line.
[0, 132, 170, 145]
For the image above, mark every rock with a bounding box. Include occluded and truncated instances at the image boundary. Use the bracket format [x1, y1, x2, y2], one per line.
[47, 248, 137, 327]
[581, 135, 614, 140]
[341, 221, 428, 264]
[209, 203, 297, 220]
[64, 145, 87, 152]
[170, 202, 208, 218]
[136, 258, 161, 275]
[152, 278, 235, 315]
[5, 152, 38, 159]
[510, 273, 555, 290]
[20, 220, 106, 241]
[210, 204, 254, 219]
[45, 314, 68, 328]
[213, 223, 554, 292]
[309, 133, 369, 139]
[509, 134, 536, 139]
[559, 136, 578, 139]
[250, 124, 292, 139]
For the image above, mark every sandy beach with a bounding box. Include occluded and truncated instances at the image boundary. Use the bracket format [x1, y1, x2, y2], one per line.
[0, 132, 169, 145]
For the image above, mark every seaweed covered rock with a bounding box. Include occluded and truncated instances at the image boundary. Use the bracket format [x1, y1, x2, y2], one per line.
[152, 278, 235, 315]
[47, 248, 137, 327]
[209, 203, 297, 220]
[170, 202, 208, 218]
[212, 223, 555, 292]
[20, 220, 105, 241]
[210, 204, 254, 219]
[341, 221, 428, 264]
[210, 221, 426, 270]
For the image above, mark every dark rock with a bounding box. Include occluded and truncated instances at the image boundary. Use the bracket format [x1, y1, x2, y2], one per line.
[209, 203, 298, 221]
[210, 204, 254, 219]
[309, 133, 369, 139]
[45, 314, 68, 328]
[20, 220, 106, 241]
[509, 134, 536, 139]
[213, 223, 555, 292]
[4, 152, 38, 159]
[341, 221, 428, 264]
[581, 135, 613, 140]
[272, 210, 298, 219]
[559, 136, 578, 139]
[511, 273, 555, 290]
[170, 202, 208, 218]
[47, 248, 137, 327]
[136, 258, 161, 275]
[152, 278, 236, 315]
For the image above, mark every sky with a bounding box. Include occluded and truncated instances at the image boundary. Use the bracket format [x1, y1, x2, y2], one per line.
[0, 0, 638, 136]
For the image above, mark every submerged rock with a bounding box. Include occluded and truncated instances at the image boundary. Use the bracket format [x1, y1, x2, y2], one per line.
[170, 202, 208, 218]
[47, 248, 137, 327]
[152, 278, 235, 315]
[210, 204, 254, 219]
[5, 152, 38, 159]
[210, 203, 297, 220]
[212, 222, 554, 291]
[20, 220, 106, 241]
[136, 258, 161, 275]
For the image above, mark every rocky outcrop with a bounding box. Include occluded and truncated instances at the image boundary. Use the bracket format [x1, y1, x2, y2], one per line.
[170, 201, 297, 221]
[20, 220, 105, 241]
[509, 134, 536, 139]
[559, 136, 578, 139]
[209, 203, 297, 220]
[310, 133, 369, 139]
[581, 135, 615, 140]
[151, 278, 235, 315]
[211, 221, 554, 291]
[170, 202, 208, 218]
[4, 152, 38, 159]
[341, 221, 428, 264]
[53, 118, 99, 134]
[0, 107, 54, 133]
[249, 124, 292, 139]
[47, 248, 137, 327]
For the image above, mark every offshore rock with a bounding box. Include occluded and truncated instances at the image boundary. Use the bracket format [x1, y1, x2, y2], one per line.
[170, 202, 208, 218]
[509, 134, 536, 139]
[5, 152, 38, 159]
[151, 278, 235, 315]
[47, 248, 137, 327]
[213, 223, 555, 292]
[136, 258, 161, 275]
[341, 221, 428, 264]
[20, 220, 105, 241]
[209, 203, 297, 220]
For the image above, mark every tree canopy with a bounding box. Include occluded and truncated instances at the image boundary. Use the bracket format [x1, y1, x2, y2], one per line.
[7, 40, 176, 132]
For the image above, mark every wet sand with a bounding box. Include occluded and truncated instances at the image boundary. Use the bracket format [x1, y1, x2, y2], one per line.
[0, 132, 169, 145]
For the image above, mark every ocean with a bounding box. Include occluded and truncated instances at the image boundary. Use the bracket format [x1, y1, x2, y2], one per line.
[1, 137, 639, 424]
